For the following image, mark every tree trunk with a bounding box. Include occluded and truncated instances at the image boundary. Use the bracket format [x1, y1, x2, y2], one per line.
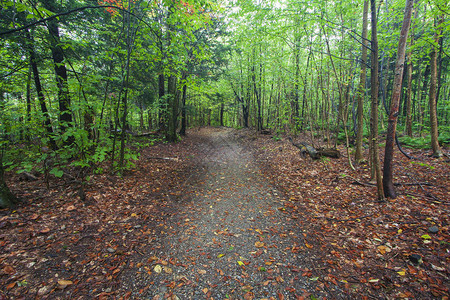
[47, 19, 73, 143]
[370, 0, 384, 201]
[166, 75, 178, 142]
[405, 49, 413, 136]
[219, 103, 224, 127]
[158, 73, 166, 132]
[355, 0, 369, 163]
[180, 73, 188, 136]
[429, 16, 443, 158]
[382, 0, 414, 199]
[27, 31, 57, 150]
[26, 65, 32, 128]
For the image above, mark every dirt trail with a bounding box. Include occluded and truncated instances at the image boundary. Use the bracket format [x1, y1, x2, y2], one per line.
[121, 128, 322, 299]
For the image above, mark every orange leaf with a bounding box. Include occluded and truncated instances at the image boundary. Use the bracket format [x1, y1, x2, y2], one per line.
[255, 241, 265, 248]
[7, 282, 15, 290]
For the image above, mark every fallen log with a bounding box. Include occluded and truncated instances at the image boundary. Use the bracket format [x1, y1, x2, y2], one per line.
[135, 131, 159, 137]
[288, 138, 340, 159]
[317, 148, 341, 159]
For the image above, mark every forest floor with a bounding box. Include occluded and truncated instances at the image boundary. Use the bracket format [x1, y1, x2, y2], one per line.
[0, 127, 449, 299]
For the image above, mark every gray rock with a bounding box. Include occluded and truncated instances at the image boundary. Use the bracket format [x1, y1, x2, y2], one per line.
[428, 226, 439, 233]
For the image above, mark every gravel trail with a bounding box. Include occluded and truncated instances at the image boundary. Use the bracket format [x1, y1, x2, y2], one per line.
[122, 128, 318, 299]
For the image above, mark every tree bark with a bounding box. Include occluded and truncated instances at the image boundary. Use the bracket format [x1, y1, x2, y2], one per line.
[180, 74, 188, 136]
[355, 0, 369, 163]
[370, 0, 384, 201]
[47, 19, 73, 143]
[382, 0, 414, 199]
[26, 31, 57, 150]
[158, 73, 166, 132]
[166, 75, 178, 142]
[429, 16, 443, 158]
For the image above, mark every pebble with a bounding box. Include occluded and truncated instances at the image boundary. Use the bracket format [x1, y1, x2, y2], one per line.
[428, 226, 439, 233]
[37, 286, 51, 296]
[106, 247, 115, 253]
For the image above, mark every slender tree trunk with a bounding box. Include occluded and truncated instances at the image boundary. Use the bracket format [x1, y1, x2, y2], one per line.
[47, 19, 73, 143]
[158, 73, 166, 132]
[26, 65, 32, 126]
[405, 1, 419, 137]
[429, 16, 443, 158]
[382, 0, 414, 199]
[355, 0, 369, 163]
[220, 103, 224, 127]
[252, 64, 262, 131]
[370, 0, 384, 201]
[166, 75, 178, 142]
[27, 32, 57, 150]
[405, 49, 414, 136]
[180, 74, 188, 136]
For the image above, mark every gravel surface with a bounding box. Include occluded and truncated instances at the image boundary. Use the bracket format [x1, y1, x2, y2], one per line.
[120, 128, 322, 299]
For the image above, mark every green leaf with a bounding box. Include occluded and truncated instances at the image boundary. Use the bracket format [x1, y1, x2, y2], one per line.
[421, 234, 431, 240]
[49, 168, 64, 178]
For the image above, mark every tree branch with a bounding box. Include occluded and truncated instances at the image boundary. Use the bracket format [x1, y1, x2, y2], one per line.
[0, 5, 151, 36]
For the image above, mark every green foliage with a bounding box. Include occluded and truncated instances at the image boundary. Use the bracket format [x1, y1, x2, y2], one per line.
[398, 136, 432, 149]
[272, 135, 281, 141]
[410, 161, 435, 170]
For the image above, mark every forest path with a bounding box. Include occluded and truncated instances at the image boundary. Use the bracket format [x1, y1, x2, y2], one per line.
[122, 127, 319, 299]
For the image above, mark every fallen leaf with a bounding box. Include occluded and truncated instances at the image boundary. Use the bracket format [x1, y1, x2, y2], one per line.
[154, 265, 162, 273]
[237, 261, 245, 266]
[244, 291, 254, 300]
[58, 280, 73, 289]
[255, 241, 265, 248]
[3, 265, 15, 274]
[202, 288, 208, 294]
[40, 227, 50, 234]
[164, 266, 173, 274]
[6, 282, 15, 290]
[217, 254, 225, 258]
[198, 269, 207, 274]
[66, 205, 76, 211]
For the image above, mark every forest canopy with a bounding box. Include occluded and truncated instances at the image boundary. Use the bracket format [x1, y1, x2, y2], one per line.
[0, 0, 449, 207]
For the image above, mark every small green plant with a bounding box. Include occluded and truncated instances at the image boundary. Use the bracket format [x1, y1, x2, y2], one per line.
[272, 135, 281, 141]
[410, 161, 435, 170]
[320, 157, 331, 164]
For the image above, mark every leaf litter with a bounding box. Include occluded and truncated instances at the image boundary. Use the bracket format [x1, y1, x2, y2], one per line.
[0, 127, 448, 299]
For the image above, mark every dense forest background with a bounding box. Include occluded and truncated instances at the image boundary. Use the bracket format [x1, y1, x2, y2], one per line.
[0, 0, 449, 207]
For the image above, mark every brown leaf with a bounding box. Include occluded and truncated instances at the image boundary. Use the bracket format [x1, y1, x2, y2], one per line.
[2, 265, 15, 275]
[255, 241, 265, 248]
[58, 280, 73, 289]
[40, 227, 50, 234]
